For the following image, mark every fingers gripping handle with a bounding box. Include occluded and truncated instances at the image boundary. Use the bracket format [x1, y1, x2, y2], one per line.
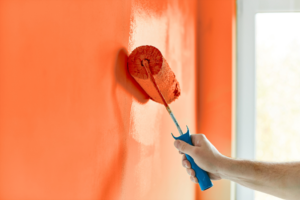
[172, 127, 213, 191]
[185, 154, 212, 191]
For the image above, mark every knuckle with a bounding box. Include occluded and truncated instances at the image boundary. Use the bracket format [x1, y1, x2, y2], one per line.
[199, 134, 206, 139]
[182, 160, 188, 168]
[188, 169, 195, 176]
[191, 169, 195, 176]
[192, 134, 206, 146]
[190, 176, 194, 182]
[186, 160, 191, 168]
[190, 176, 198, 183]
[186, 168, 190, 175]
[194, 177, 198, 183]
[182, 160, 185, 167]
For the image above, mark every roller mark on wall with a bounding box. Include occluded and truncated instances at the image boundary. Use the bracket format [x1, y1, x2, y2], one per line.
[128, 0, 168, 54]
[122, 1, 196, 200]
[129, 0, 195, 97]
[130, 99, 163, 145]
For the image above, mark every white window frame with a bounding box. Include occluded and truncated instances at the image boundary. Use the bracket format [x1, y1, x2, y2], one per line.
[236, 0, 300, 199]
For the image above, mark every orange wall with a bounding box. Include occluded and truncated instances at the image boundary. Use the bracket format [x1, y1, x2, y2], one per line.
[0, 0, 199, 200]
[196, 0, 236, 199]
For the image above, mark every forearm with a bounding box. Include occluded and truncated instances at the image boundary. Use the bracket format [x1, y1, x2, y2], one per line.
[219, 157, 300, 200]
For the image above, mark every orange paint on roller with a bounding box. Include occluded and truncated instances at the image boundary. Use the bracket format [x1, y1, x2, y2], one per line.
[128, 45, 181, 104]
[128, 45, 184, 135]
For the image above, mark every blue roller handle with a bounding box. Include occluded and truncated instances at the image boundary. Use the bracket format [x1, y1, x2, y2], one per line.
[172, 127, 213, 191]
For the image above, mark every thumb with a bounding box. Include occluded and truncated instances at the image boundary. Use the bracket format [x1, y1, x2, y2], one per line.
[174, 140, 196, 157]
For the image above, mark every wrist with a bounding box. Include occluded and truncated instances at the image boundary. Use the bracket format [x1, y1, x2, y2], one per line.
[217, 158, 254, 183]
[216, 155, 236, 180]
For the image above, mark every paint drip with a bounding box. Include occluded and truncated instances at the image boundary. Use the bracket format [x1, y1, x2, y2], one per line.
[127, 45, 181, 104]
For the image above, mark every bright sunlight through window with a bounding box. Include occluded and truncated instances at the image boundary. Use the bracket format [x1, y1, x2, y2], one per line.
[256, 13, 300, 200]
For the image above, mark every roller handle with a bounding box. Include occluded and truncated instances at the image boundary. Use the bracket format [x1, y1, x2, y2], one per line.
[172, 127, 213, 191]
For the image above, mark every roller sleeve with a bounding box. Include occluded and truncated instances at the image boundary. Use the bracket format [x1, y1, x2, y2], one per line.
[127, 45, 181, 104]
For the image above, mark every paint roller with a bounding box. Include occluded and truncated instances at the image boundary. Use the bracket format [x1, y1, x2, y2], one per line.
[127, 45, 213, 191]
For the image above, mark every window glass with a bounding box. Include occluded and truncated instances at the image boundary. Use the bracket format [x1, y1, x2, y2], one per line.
[256, 13, 300, 200]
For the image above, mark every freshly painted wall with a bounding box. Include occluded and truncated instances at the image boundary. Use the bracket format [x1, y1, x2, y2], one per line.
[0, 0, 196, 199]
[0, 0, 234, 199]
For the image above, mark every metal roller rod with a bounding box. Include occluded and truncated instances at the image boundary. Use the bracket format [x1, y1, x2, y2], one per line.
[142, 60, 183, 136]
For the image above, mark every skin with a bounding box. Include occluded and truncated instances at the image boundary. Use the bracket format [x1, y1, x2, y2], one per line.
[174, 134, 300, 200]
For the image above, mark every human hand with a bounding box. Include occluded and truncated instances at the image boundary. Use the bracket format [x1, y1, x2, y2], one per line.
[174, 134, 224, 183]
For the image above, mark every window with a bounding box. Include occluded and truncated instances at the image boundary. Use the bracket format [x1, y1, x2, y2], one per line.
[236, 1, 300, 200]
[255, 13, 300, 200]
